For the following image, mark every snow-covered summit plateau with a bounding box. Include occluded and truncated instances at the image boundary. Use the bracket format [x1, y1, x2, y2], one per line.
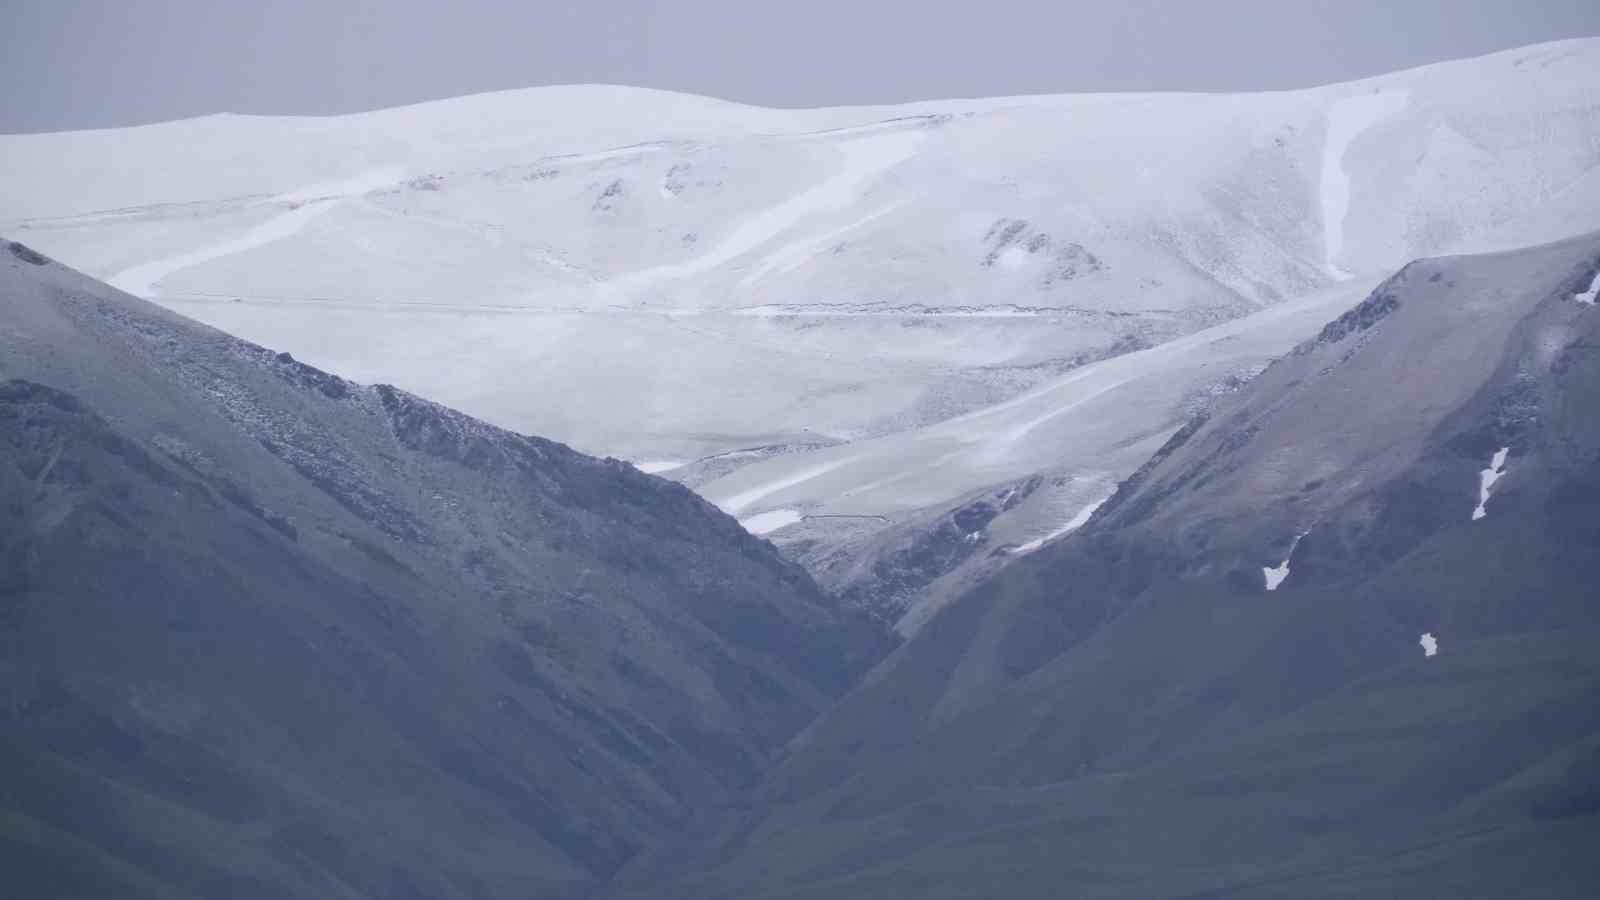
[4, 40, 1598, 590]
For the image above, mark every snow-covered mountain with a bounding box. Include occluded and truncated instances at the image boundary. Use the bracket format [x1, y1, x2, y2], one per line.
[5, 29, 1600, 894]
[4, 39, 1598, 613]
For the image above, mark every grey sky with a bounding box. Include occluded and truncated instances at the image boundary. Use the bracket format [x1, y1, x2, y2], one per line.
[4, 0, 1598, 133]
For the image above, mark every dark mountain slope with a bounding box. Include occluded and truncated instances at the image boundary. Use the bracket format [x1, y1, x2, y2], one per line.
[0, 241, 891, 899]
[628, 234, 1600, 899]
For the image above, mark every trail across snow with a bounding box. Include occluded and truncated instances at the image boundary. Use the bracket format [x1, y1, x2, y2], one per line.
[714, 456, 861, 514]
[995, 376, 1137, 447]
[736, 203, 903, 290]
[108, 168, 404, 297]
[1320, 90, 1410, 278]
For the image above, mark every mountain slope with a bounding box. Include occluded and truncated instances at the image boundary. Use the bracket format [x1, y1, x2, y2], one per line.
[7, 41, 1596, 646]
[624, 233, 1600, 899]
[0, 241, 891, 899]
[703, 274, 1383, 631]
[3, 40, 1597, 468]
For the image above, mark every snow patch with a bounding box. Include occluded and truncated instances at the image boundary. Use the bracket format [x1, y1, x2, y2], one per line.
[741, 508, 802, 535]
[1471, 447, 1510, 521]
[1011, 495, 1110, 554]
[1262, 560, 1292, 591]
[1575, 269, 1600, 305]
[1419, 632, 1439, 657]
[632, 459, 687, 474]
[1320, 90, 1410, 278]
[1263, 532, 1309, 591]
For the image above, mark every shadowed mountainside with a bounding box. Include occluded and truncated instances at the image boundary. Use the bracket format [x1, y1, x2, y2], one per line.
[0, 241, 891, 899]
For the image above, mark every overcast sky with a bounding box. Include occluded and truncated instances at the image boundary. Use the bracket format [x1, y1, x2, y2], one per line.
[4, 0, 1598, 133]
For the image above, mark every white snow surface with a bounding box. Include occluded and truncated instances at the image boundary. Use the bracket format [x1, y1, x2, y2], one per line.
[716, 457, 861, 515]
[740, 509, 803, 535]
[107, 168, 406, 297]
[608, 128, 923, 297]
[1472, 447, 1511, 521]
[1263, 560, 1293, 592]
[631, 460, 688, 475]
[1320, 90, 1410, 277]
[698, 276, 1380, 518]
[1576, 269, 1600, 305]
[1012, 495, 1111, 554]
[1420, 633, 1439, 657]
[4, 39, 1598, 530]
[1262, 532, 1309, 591]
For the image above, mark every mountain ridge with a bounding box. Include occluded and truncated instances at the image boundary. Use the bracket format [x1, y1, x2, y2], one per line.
[0, 240, 892, 898]
[614, 230, 1600, 899]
